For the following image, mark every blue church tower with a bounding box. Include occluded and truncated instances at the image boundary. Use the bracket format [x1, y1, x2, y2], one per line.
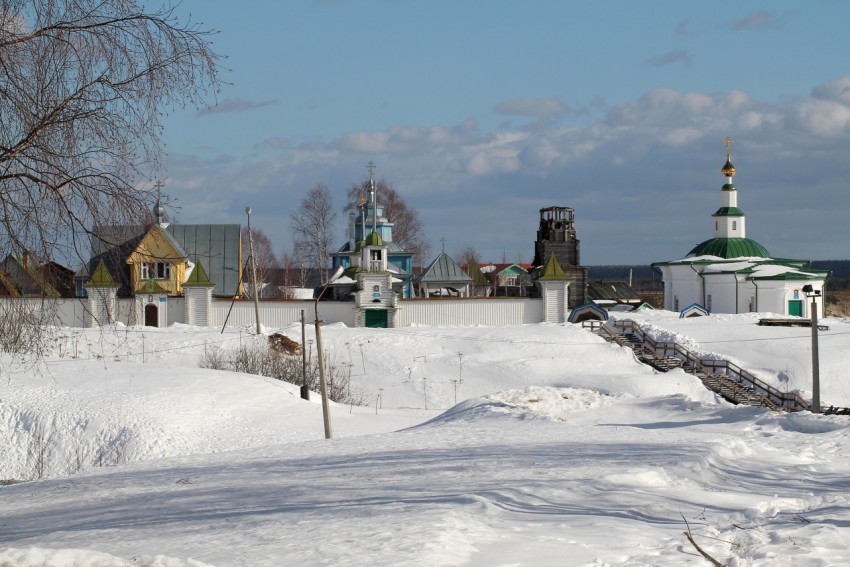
[330, 165, 414, 298]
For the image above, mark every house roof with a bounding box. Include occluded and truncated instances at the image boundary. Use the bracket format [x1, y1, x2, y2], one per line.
[480, 263, 532, 275]
[587, 280, 642, 303]
[687, 237, 771, 259]
[416, 252, 472, 285]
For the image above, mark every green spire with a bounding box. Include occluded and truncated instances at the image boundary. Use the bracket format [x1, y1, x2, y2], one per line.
[538, 255, 568, 280]
[184, 259, 214, 286]
[364, 231, 383, 246]
[84, 259, 118, 287]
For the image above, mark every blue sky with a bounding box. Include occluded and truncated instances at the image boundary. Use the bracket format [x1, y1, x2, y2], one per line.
[157, 1, 850, 265]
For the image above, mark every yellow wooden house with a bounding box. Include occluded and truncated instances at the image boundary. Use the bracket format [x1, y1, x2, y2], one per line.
[126, 225, 190, 297]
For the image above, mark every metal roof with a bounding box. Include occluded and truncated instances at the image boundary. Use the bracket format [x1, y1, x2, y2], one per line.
[416, 252, 472, 284]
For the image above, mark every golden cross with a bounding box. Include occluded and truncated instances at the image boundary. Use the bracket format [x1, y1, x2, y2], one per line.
[366, 160, 376, 178]
[724, 136, 733, 159]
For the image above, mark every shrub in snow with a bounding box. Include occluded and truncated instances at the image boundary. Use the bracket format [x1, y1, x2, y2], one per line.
[199, 342, 366, 406]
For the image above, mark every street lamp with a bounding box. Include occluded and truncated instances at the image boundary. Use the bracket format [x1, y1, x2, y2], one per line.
[315, 265, 344, 439]
[802, 284, 821, 413]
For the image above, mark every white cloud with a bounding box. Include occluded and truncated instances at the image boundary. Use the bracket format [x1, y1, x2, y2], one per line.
[798, 99, 850, 137]
[163, 77, 850, 264]
[729, 11, 783, 31]
[196, 98, 279, 117]
[643, 50, 693, 68]
[494, 98, 570, 117]
[811, 76, 850, 105]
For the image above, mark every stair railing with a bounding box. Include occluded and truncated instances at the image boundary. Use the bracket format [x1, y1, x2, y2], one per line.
[597, 319, 811, 412]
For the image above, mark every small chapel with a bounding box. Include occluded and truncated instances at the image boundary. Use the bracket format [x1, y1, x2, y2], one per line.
[328, 168, 414, 327]
[653, 138, 829, 317]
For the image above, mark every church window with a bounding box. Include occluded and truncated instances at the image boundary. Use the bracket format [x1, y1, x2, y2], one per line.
[732, 221, 737, 231]
[373, 285, 380, 292]
[715, 221, 718, 231]
[707, 294, 712, 311]
[674, 296, 679, 311]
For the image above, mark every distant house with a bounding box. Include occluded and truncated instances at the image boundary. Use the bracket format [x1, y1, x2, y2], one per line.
[76, 202, 242, 299]
[587, 280, 644, 310]
[0, 254, 62, 297]
[38, 261, 76, 298]
[480, 263, 534, 297]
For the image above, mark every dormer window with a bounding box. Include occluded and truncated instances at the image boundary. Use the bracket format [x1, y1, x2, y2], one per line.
[141, 262, 170, 280]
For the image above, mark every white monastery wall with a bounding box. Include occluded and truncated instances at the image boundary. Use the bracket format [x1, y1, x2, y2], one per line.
[395, 298, 544, 327]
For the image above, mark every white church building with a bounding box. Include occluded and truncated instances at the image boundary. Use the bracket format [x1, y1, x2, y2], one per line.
[653, 138, 829, 318]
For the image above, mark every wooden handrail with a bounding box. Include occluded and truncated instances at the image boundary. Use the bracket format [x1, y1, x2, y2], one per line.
[598, 319, 811, 412]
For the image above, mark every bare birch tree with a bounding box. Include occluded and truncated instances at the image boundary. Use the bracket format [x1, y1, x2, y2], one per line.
[0, 0, 222, 263]
[290, 184, 336, 284]
[241, 226, 281, 298]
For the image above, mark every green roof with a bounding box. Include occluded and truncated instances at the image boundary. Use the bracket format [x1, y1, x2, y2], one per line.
[183, 259, 214, 286]
[750, 271, 825, 281]
[538, 255, 568, 281]
[688, 237, 771, 259]
[712, 207, 745, 217]
[364, 231, 383, 247]
[136, 278, 170, 294]
[84, 259, 118, 287]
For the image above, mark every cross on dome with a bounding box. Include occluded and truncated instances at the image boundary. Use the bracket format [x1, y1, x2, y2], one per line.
[721, 136, 736, 178]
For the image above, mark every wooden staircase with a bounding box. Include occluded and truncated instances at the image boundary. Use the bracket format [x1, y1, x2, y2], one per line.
[590, 319, 812, 412]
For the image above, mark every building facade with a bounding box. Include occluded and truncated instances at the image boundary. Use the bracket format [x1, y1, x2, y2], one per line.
[653, 139, 829, 318]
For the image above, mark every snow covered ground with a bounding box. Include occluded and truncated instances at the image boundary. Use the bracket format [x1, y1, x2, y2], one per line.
[2, 312, 850, 566]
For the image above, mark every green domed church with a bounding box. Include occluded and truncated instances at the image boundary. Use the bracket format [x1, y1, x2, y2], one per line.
[653, 138, 828, 317]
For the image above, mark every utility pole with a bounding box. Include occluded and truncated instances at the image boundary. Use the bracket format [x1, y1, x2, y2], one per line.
[314, 266, 344, 439]
[300, 309, 309, 400]
[245, 207, 262, 335]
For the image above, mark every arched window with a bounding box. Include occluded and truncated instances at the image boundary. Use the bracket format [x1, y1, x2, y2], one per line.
[732, 220, 737, 231]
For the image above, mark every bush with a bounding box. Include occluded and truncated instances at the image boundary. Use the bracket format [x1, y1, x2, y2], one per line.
[200, 342, 366, 406]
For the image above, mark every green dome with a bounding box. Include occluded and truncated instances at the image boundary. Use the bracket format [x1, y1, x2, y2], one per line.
[364, 231, 383, 246]
[687, 237, 771, 259]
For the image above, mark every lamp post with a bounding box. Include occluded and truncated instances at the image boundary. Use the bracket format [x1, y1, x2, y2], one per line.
[314, 266, 344, 439]
[802, 284, 821, 413]
[245, 207, 262, 335]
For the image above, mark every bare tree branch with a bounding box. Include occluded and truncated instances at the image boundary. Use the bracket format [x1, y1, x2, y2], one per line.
[241, 226, 280, 298]
[682, 514, 725, 567]
[0, 0, 222, 266]
[290, 184, 336, 284]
